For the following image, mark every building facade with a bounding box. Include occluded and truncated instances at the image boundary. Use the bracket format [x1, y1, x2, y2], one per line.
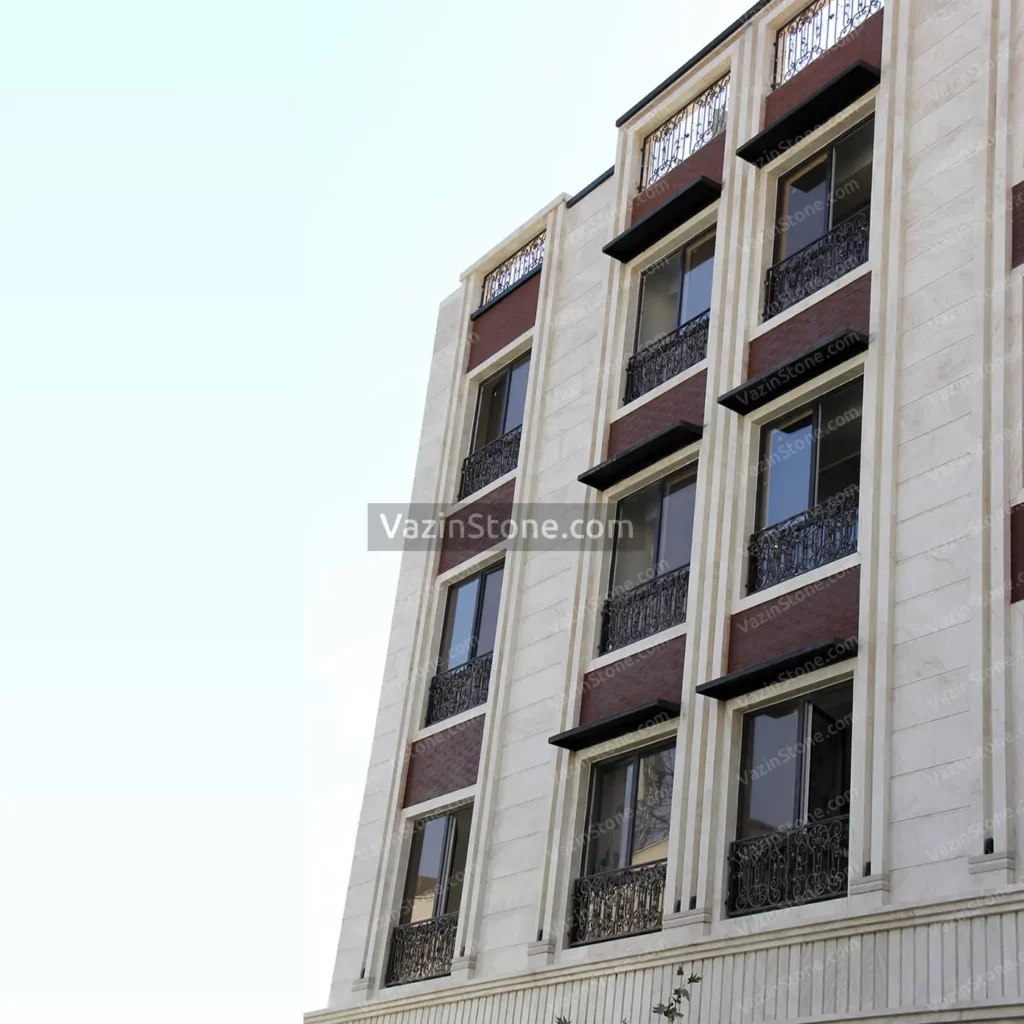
[309, 0, 1024, 1020]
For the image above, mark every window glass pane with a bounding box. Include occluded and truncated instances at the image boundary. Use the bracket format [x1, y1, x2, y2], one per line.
[759, 413, 814, 528]
[680, 231, 715, 323]
[831, 119, 874, 225]
[636, 252, 682, 350]
[442, 805, 473, 915]
[611, 483, 661, 591]
[473, 372, 508, 451]
[585, 760, 631, 875]
[438, 576, 480, 671]
[776, 155, 830, 260]
[738, 706, 802, 838]
[402, 815, 447, 923]
[502, 357, 530, 434]
[805, 685, 853, 826]
[474, 566, 504, 658]
[658, 471, 697, 573]
[815, 379, 863, 504]
[631, 747, 675, 865]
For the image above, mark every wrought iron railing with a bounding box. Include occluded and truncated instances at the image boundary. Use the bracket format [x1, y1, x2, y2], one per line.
[425, 651, 492, 726]
[480, 233, 545, 305]
[600, 564, 689, 654]
[774, 0, 883, 88]
[727, 816, 849, 916]
[748, 486, 858, 593]
[458, 425, 522, 500]
[569, 860, 667, 945]
[764, 207, 870, 320]
[385, 912, 458, 986]
[639, 74, 730, 193]
[624, 309, 710, 404]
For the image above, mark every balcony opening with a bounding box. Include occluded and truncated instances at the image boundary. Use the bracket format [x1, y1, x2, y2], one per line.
[764, 118, 873, 320]
[426, 563, 503, 726]
[601, 468, 696, 653]
[459, 353, 530, 500]
[625, 229, 715, 404]
[571, 744, 674, 944]
[749, 378, 862, 592]
[728, 682, 852, 916]
[387, 805, 472, 985]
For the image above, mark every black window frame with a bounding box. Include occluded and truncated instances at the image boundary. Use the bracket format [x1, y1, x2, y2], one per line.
[399, 804, 473, 926]
[773, 116, 874, 265]
[436, 561, 505, 674]
[633, 226, 717, 355]
[579, 741, 676, 879]
[754, 377, 863, 532]
[468, 352, 531, 455]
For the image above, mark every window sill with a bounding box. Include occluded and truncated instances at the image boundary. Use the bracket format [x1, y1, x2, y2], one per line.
[733, 552, 860, 615]
[412, 703, 487, 745]
[444, 467, 517, 518]
[612, 357, 708, 421]
[586, 619, 688, 674]
[752, 263, 871, 341]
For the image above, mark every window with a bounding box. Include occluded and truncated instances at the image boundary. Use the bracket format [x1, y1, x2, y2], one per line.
[582, 745, 675, 877]
[611, 469, 697, 591]
[636, 228, 716, 351]
[399, 806, 473, 925]
[774, 119, 873, 263]
[736, 683, 852, 840]
[437, 563, 504, 673]
[756, 378, 863, 531]
[471, 354, 530, 454]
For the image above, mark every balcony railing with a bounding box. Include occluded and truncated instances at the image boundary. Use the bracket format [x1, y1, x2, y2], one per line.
[385, 912, 458, 986]
[569, 860, 667, 945]
[425, 651, 492, 726]
[480, 232, 545, 306]
[458, 425, 522, 500]
[748, 486, 858, 593]
[638, 75, 729, 193]
[639, 74, 730, 193]
[600, 564, 689, 654]
[727, 816, 849, 916]
[764, 206, 870, 320]
[774, 0, 883, 88]
[624, 309, 710, 405]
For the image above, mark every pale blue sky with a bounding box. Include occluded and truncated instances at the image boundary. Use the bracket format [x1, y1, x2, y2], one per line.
[0, 2, 752, 1020]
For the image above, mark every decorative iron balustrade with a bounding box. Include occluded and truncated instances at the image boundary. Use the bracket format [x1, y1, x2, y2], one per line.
[639, 74, 730, 193]
[385, 913, 458, 986]
[480, 233, 545, 305]
[774, 0, 883, 88]
[569, 860, 667, 945]
[624, 309, 710, 404]
[764, 207, 870, 320]
[600, 564, 689, 654]
[727, 816, 849, 916]
[425, 652, 492, 726]
[458, 425, 522, 500]
[747, 486, 858, 593]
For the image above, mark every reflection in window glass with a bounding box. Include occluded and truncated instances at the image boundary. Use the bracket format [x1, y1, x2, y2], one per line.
[585, 759, 632, 875]
[738, 707, 802, 838]
[503, 357, 530, 433]
[438, 577, 480, 671]
[474, 567, 504, 657]
[816, 379, 863, 503]
[831, 120, 874, 226]
[402, 815, 448, 923]
[680, 230, 716, 323]
[442, 805, 473, 915]
[636, 254, 682, 350]
[776, 155, 829, 261]
[611, 484, 661, 591]
[471, 355, 531, 451]
[658, 472, 697, 573]
[759, 414, 814, 528]
[631, 747, 675, 864]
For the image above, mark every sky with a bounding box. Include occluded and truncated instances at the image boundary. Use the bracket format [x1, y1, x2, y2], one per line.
[0, 1, 753, 1021]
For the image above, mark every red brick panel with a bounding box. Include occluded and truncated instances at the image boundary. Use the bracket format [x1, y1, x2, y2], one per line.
[630, 132, 727, 227]
[727, 565, 860, 674]
[580, 634, 686, 724]
[608, 370, 707, 458]
[1012, 182, 1024, 270]
[467, 273, 540, 371]
[748, 274, 871, 378]
[1011, 504, 1024, 604]
[437, 480, 515, 576]
[764, 11, 884, 128]
[403, 714, 484, 808]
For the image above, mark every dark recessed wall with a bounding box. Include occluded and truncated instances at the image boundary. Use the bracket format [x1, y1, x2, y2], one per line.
[608, 370, 707, 458]
[437, 480, 515, 576]
[467, 273, 540, 371]
[1012, 182, 1024, 270]
[748, 273, 871, 379]
[580, 634, 687, 724]
[727, 565, 860, 674]
[763, 11, 883, 128]
[630, 132, 727, 227]
[1011, 503, 1024, 604]
[403, 714, 484, 808]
